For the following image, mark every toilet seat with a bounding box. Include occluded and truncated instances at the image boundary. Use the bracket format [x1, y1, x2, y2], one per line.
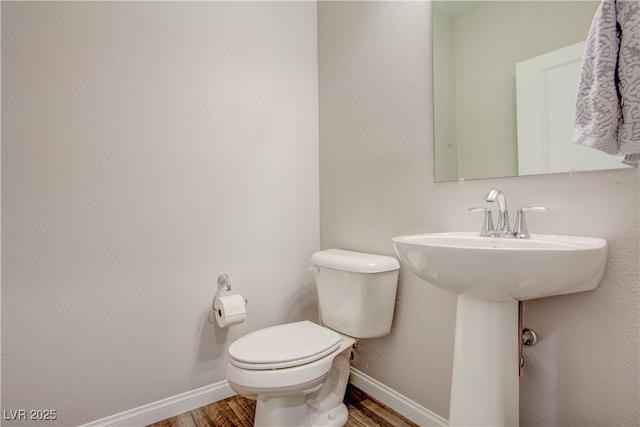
[226, 323, 355, 394]
[228, 321, 341, 370]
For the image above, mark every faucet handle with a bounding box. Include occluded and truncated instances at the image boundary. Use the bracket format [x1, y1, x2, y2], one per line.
[469, 207, 495, 237]
[514, 206, 546, 239]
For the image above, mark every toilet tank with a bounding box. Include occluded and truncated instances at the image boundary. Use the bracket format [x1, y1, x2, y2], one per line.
[310, 249, 400, 339]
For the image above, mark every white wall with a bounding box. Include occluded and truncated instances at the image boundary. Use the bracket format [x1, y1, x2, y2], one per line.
[319, 1, 457, 418]
[319, 1, 639, 425]
[1, 2, 319, 425]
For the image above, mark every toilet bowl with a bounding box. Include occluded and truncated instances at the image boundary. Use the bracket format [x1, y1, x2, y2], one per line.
[226, 321, 355, 426]
[225, 249, 400, 427]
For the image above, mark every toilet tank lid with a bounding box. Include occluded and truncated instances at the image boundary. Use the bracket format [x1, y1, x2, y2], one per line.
[310, 249, 400, 273]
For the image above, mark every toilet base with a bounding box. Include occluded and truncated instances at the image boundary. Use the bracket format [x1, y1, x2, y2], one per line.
[254, 394, 311, 427]
[252, 352, 352, 427]
[253, 395, 348, 427]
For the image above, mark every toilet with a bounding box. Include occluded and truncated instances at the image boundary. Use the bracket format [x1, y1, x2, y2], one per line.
[225, 249, 400, 427]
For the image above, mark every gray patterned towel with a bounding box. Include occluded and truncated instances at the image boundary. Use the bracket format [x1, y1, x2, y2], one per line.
[573, 0, 640, 166]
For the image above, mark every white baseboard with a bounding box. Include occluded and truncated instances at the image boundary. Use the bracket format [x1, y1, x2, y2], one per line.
[81, 370, 448, 427]
[349, 368, 449, 427]
[79, 381, 236, 427]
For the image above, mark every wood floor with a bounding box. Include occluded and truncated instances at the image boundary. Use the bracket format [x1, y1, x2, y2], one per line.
[148, 384, 418, 427]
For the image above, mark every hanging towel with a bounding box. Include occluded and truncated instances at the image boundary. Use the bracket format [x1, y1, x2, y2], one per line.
[573, 0, 640, 166]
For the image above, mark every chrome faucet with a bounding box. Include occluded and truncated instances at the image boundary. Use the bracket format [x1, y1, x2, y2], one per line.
[484, 188, 512, 237]
[471, 188, 546, 238]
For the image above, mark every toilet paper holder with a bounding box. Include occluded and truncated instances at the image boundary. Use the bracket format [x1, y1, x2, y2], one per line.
[215, 273, 248, 305]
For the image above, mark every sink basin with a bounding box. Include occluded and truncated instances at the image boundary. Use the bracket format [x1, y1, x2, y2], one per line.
[392, 232, 607, 302]
[393, 231, 608, 426]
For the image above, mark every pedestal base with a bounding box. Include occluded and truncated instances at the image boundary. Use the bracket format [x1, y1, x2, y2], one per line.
[449, 295, 520, 426]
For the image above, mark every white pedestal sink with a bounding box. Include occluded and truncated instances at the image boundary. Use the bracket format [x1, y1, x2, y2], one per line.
[392, 232, 607, 426]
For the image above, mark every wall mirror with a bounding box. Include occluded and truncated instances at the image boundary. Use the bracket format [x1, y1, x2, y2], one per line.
[432, 0, 633, 183]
